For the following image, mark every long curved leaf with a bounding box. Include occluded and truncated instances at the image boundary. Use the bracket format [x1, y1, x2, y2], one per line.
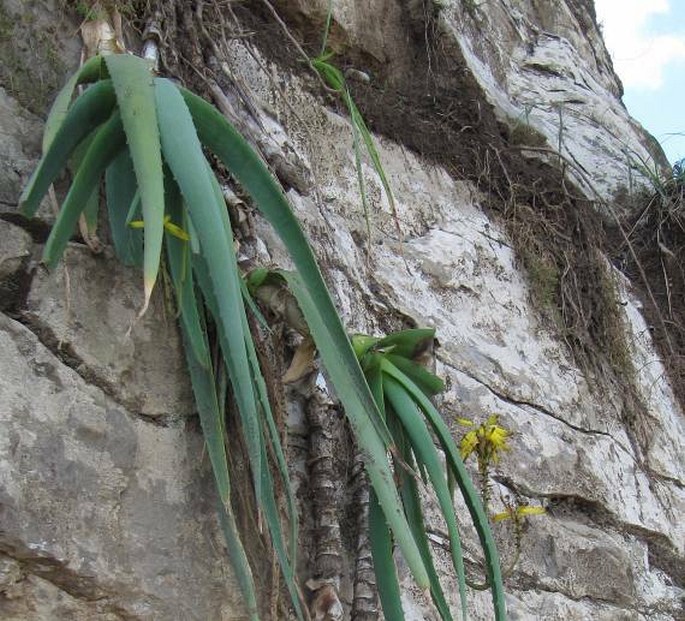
[382, 361, 507, 620]
[385, 353, 444, 397]
[43, 54, 105, 152]
[69, 130, 100, 237]
[105, 54, 164, 313]
[105, 150, 143, 266]
[399, 462, 453, 620]
[154, 77, 262, 498]
[369, 488, 406, 621]
[193, 250, 304, 621]
[203, 158, 299, 567]
[204, 162, 303, 616]
[391, 416, 453, 620]
[216, 500, 260, 621]
[180, 320, 260, 621]
[164, 171, 207, 367]
[384, 375, 468, 621]
[20, 79, 117, 217]
[43, 111, 125, 267]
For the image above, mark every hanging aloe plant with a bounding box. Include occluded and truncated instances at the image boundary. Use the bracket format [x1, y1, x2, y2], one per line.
[22, 50, 506, 619]
[21, 52, 300, 620]
[19, 51, 441, 618]
[351, 328, 507, 620]
[248, 268, 507, 620]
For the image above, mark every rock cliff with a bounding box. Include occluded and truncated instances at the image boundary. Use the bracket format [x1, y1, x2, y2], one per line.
[1, 0, 682, 619]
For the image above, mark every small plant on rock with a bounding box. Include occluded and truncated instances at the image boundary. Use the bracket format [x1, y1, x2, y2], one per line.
[458, 415, 545, 586]
[311, 0, 401, 246]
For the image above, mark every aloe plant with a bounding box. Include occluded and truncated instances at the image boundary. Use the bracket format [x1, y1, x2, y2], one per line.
[20, 52, 421, 617]
[22, 52, 506, 620]
[351, 329, 507, 620]
[21, 53, 299, 620]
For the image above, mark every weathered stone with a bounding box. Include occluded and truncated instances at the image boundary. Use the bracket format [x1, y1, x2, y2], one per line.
[0, 219, 32, 310]
[0, 0, 81, 117]
[228, 17, 684, 614]
[437, 0, 666, 199]
[0, 0, 81, 215]
[0, 313, 245, 619]
[0, 88, 43, 213]
[515, 520, 635, 606]
[2, 0, 684, 618]
[25, 244, 193, 418]
[0, 554, 122, 621]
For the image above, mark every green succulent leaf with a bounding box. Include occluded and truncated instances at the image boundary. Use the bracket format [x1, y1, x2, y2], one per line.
[105, 150, 144, 266]
[385, 353, 444, 397]
[69, 130, 100, 236]
[164, 172, 207, 368]
[216, 500, 260, 621]
[20, 79, 117, 218]
[205, 159, 300, 573]
[156, 78, 302, 618]
[105, 54, 164, 313]
[375, 328, 436, 359]
[368, 488, 406, 621]
[43, 111, 125, 267]
[179, 317, 260, 621]
[43, 54, 105, 153]
[351, 333, 380, 360]
[398, 456, 453, 620]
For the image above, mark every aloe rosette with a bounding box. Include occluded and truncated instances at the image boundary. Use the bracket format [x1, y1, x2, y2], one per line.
[351, 328, 506, 620]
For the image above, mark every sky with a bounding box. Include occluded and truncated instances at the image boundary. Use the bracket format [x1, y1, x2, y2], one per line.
[594, 0, 685, 165]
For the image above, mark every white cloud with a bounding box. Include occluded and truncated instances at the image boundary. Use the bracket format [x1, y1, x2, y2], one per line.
[595, 0, 685, 89]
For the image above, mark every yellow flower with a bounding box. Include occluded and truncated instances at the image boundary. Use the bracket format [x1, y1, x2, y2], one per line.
[485, 424, 509, 448]
[129, 215, 189, 241]
[484, 423, 510, 463]
[492, 505, 546, 522]
[459, 430, 479, 460]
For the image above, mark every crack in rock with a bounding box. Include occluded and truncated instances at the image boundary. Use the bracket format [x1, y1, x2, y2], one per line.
[11, 312, 172, 428]
[0, 547, 134, 620]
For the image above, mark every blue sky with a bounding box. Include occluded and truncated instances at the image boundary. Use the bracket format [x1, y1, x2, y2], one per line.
[595, 0, 685, 165]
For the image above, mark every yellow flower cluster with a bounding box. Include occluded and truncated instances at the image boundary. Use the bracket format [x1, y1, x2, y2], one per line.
[458, 414, 511, 464]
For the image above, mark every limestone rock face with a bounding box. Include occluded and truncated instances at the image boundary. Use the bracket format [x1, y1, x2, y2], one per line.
[25, 246, 193, 419]
[1, 1, 683, 620]
[0, 315, 245, 620]
[438, 0, 666, 199]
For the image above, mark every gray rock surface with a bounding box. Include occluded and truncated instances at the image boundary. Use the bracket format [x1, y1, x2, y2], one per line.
[0, 0, 683, 619]
[25, 245, 193, 419]
[0, 314, 245, 620]
[438, 0, 667, 199]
